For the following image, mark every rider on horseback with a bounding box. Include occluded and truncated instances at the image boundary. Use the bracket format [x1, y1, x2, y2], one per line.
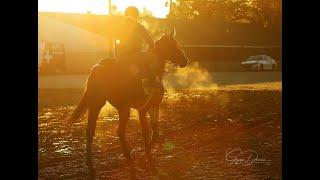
[116, 6, 160, 96]
[116, 6, 154, 57]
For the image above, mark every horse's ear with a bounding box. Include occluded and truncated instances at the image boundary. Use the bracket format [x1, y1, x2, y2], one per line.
[170, 26, 176, 37]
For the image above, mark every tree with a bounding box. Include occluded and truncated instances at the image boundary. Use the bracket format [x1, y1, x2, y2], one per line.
[168, 0, 281, 31]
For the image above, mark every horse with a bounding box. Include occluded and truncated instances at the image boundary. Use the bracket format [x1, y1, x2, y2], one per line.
[68, 28, 189, 169]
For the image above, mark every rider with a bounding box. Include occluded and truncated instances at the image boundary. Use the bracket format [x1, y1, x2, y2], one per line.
[116, 6, 154, 58]
[116, 6, 160, 96]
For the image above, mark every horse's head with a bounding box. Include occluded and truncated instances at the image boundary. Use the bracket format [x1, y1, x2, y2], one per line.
[154, 28, 189, 68]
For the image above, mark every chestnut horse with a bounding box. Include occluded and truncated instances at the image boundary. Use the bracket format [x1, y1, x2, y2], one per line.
[69, 29, 188, 168]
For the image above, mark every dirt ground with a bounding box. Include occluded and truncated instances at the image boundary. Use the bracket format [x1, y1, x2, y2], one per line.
[38, 88, 281, 179]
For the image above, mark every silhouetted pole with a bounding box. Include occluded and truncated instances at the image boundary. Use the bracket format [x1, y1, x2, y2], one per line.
[108, 0, 115, 58]
[108, 0, 112, 15]
[166, 0, 173, 16]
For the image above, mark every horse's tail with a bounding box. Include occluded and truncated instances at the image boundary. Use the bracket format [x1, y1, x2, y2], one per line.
[69, 89, 89, 123]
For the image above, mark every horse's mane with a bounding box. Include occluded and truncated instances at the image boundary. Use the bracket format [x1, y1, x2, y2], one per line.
[154, 35, 179, 50]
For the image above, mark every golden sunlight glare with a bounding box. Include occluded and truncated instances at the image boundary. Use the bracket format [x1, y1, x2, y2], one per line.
[38, 0, 170, 18]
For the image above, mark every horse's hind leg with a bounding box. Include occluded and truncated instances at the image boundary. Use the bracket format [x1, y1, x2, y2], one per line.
[117, 107, 131, 163]
[86, 99, 105, 165]
[138, 110, 152, 166]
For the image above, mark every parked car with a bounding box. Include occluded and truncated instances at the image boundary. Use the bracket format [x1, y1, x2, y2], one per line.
[241, 55, 277, 71]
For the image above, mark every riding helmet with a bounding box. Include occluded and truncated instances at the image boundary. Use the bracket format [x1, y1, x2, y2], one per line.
[125, 6, 139, 19]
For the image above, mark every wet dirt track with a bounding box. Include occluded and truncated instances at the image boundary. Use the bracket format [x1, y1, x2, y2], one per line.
[38, 89, 281, 179]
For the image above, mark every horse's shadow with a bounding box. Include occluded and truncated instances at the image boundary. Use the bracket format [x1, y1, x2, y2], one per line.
[86, 152, 160, 180]
[86, 156, 96, 180]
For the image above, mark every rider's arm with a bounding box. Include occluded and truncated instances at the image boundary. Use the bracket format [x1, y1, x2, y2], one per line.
[137, 24, 154, 50]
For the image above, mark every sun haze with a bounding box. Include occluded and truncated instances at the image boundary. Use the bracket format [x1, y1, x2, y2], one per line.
[38, 0, 170, 18]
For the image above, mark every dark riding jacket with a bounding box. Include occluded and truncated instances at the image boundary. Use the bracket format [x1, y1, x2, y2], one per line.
[115, 17, 154, 58]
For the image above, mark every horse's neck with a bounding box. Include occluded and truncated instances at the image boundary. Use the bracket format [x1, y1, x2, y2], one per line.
[150, 47, 164, 60]
[150, 48, 166, 73]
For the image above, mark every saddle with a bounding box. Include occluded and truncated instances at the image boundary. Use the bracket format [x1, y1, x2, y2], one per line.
[97, 52, 161, 80]
[96, 54, 162, 109]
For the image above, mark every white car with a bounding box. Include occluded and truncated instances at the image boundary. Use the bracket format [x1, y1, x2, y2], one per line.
[241, 55, 277, 71]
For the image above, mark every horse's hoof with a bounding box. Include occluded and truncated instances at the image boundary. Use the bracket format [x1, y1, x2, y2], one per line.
[87, 166, 96, 180]
[145, 159, 157, 173]
[129, 167, 137, 180]
[150, 165, 158, 174]
[151, 135, 160, 147]
[86, 155, 93, 166]
[125, 158, 135, 167]
[152, 134, 158, 141]
[86, 160, 92, 166]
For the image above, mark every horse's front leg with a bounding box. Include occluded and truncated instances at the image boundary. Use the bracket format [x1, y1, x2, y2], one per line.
[138, 110, 152, 166]
[117, 107, 132, 164]
[148, 105, 160, 145]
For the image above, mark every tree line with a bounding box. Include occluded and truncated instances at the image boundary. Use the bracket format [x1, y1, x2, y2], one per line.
[167, 0, 281, 31]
